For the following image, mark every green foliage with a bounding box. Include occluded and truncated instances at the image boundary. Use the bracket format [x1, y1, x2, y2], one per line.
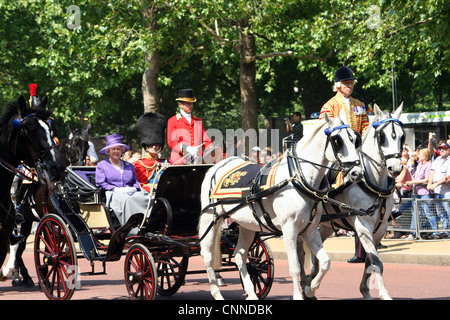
[0, 0, 448, 140]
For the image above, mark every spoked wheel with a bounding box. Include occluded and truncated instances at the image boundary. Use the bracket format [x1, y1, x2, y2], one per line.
[157, 254, 189, 296]
[241, 238, 274, 300]
[34, 214, 78, 300]
[124, 243, 158, 300]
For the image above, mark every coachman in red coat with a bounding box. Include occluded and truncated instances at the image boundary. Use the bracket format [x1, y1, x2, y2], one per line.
[167, 89, 213, 165]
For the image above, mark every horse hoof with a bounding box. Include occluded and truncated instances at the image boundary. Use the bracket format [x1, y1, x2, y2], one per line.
[302, 291, 317, 300]
[12, 279, 23, 287]
[215, 272, 227, 287]
[23, 278, 35, 288]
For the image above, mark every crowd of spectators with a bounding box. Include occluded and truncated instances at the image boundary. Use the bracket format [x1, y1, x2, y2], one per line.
[391, 132, 450, 239]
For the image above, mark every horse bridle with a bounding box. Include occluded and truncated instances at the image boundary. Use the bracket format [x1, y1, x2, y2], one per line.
[65, 131, 89, 165]
[324, 124, 361, 172]
[8, 113, 58, 186]
[17, 115, 58, 159]
[372, 117, 405, 167]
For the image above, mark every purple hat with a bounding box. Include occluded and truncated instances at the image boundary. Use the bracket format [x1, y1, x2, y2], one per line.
[100, 134, 130, 155]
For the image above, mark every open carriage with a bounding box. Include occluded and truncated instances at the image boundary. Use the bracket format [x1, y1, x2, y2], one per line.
[34, 164, 274, 300]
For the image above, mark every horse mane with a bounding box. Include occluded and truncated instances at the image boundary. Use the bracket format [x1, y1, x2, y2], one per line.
[0, 100, 52, 128]
[298, 119, 328, 151]
[0, 103, 19, 128]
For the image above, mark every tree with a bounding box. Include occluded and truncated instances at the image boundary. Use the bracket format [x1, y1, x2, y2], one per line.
[189, 0, 336, 130]
[1, 0, 448, 140]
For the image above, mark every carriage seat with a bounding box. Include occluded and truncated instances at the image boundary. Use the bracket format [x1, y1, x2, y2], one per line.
[64, 166, 120, 232]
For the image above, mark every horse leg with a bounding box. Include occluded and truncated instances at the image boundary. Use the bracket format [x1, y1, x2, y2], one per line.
[301, 230, 331, 299]
[16, 220, 35, 287]
[297, 238, 312, 296]
[282, 226, 303, 300]
[298, 223, 334, 298]
[234, 227, 258, 300]
[309, 224, 334, 279]
[0, 244, 18, 281]
[358, 230, 392, 300]
[199, 212, 225, 300]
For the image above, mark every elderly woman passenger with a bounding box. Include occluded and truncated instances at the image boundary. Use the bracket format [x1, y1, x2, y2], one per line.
[96, 134, 149, 231]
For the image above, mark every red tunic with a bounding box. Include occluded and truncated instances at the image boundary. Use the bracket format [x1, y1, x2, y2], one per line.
[134, 157, 166, 192]
[167, 113, 213, 164]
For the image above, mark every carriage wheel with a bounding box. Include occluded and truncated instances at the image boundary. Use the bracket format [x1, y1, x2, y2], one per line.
[157, 254, 189, 296]
[241, 238, 274, 300]
[124, 243, 158, 300]
[34, 214, 78, 300]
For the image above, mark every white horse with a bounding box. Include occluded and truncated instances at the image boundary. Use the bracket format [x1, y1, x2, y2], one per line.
[298, 104, 404, 300]
[199, 114, 364, 300]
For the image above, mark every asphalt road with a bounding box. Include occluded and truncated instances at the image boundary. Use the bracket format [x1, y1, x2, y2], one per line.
[1, 252, 449, 301]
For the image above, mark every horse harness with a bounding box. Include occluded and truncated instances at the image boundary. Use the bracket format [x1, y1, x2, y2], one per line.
[321, 117, 403, 234]
[200, 127, 369, 239]
[321, 170, 396, 235]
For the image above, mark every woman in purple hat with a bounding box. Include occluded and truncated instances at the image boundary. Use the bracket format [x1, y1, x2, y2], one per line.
[95, 134, 148, 230]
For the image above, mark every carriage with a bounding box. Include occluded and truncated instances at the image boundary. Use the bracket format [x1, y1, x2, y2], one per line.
[33, 163, 274, 300]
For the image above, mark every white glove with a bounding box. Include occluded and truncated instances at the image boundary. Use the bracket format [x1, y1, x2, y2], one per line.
[127, 187, 137, 196]
[114, 187, 137, 195]
[114, 187, 129, 193]
[186, 145, 198, 156]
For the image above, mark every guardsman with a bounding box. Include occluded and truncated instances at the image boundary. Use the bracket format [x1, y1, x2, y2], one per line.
[167, 89, 213, 165]
[134, 112, 168, 192]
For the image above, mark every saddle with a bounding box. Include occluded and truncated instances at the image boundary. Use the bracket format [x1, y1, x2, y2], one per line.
[210, 160, 281, 200]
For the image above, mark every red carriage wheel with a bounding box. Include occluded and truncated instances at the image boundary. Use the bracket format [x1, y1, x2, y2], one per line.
[241, 238, 274, 300]
[34, 214, 78, 300]
[157, 254, 189, 296]
[124, 243, 158, 300]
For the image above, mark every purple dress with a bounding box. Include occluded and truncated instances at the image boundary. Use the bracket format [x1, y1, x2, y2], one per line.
[95, 159, 140, 190]
[95, 159, 147, 230]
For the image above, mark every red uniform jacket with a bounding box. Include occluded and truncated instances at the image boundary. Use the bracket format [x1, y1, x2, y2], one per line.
[167, 113, 213, 165]
[134, 157, 166, 192]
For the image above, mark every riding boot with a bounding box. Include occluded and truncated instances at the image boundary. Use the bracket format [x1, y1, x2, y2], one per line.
[347, 234, 366, 263]
[9, 230, 25, 246]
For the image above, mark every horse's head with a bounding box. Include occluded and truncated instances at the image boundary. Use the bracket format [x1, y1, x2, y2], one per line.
[323, 113, 363, 182]
[65, 123, 91, 166]
[8, 96, 66, 189]
[368, 103, 404, 177]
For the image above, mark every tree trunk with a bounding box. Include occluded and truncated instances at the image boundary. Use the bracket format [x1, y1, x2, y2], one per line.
[141, 2, 160, 113]
[142, 49, 160, 113]
[240, 33, 258, 131]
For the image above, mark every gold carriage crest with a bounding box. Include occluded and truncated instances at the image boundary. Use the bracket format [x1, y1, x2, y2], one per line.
[223, 170, 248, 187]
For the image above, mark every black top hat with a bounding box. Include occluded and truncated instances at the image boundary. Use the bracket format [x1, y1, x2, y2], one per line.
[334, 66, 356, 82]
[136, 112, 166, 149]
[176, 88, 196, 103]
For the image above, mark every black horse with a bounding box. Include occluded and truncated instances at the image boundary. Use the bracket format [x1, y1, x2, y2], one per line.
[2, 122, 91, 286]
[64, 123, 92, 166]
[0, 96, 66, 272]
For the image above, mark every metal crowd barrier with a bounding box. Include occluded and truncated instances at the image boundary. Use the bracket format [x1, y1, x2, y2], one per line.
[388, 196, 450, 240]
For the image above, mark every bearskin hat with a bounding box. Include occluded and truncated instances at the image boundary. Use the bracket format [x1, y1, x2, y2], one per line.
[136, 112, 166, 148]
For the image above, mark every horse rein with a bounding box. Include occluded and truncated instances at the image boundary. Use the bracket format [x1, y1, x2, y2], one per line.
[13, 114, 59, 159]
[372, 117, 405, 166]
[324, 124, 361, 173]
[356, 117, 404, 197]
